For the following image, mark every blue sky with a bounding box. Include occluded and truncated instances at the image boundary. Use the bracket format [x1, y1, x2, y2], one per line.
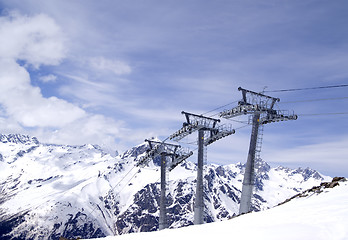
[0, 0, 347, 177]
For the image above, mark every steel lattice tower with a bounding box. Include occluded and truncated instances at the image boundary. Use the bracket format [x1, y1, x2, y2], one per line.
[170, 111, 235, 224]
[136, 139, 192, 230]
[220, 87, 297, 214]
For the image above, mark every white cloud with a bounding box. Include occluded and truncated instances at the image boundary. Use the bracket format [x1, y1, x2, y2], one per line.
[57, 73, 131, 110]
[0, 12, 66, 67]
[0, 12, 85, 129]
[0, 12, 126, 151]
[0, 59, 86, 128]
[39, 114, 123, 147]
[60, 73, 113, 90]
[89, 57, 131, 75]
[0, 116, 25, 135]
[39, 74, 57, 83]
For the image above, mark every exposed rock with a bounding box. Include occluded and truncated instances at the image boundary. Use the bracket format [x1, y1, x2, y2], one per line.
[278, 177, 346, 206]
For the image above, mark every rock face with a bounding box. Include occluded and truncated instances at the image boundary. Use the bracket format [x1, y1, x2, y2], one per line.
[0, 134, 330, 240]
[278, 177, 347, 206]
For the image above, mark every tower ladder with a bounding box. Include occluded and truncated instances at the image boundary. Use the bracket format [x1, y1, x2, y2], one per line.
[255, 123, 264, 160]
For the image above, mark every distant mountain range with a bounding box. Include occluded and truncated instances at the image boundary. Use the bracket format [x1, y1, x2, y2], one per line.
[0, 134, 330, 240]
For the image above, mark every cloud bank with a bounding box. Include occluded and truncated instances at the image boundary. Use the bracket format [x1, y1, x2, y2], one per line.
[0, 12, 125, 152]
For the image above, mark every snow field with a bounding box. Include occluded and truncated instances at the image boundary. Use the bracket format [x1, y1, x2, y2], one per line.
[89, 182, 348, 240]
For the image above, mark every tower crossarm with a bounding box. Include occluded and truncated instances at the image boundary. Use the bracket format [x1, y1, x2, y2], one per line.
[169, 123, 222, 141]
[146, 139, 180, 153]
[220, 87, 282, 119]
[168, 149, 193, 171]
[219, 104, 260, 119]
[259, 110, 298, 125]
[136, 139, 193, 170]
[238, 87, 280, 109]
[181, 111, 220, 126]
[136, 145, 162, 167]
[169, 123, 199, 141]
[136, 140, 177, 167]
[204, 124, 236, 146]
[169, 111, 221, 141]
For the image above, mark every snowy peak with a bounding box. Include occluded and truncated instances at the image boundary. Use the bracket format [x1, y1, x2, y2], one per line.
[274, 165, 324, 181]
[119, 138, 171, 167]
[0, 134, 113, 167]
[255, 158, 271, 173]
[291, 167, 324, 181]
[120, 142, 148, 159]
[0, 134, 39, 145]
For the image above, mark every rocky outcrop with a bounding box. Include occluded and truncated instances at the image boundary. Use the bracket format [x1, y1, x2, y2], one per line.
[278, 177, 346, 206]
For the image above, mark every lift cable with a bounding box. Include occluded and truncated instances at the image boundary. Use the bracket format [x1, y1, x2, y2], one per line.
[117, 168, 141, 195]
[88, 164, 138, 215]
[264, 84, 348, 93]
[297, 112, 348, 116]
[200, 85, 348, 119]
[280, 96, 348, 104]
[200, 100, 239, 116]
[224, 118, 249, 124]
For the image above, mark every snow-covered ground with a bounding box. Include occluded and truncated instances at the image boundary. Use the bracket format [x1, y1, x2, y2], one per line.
[89, 181, 348, 240]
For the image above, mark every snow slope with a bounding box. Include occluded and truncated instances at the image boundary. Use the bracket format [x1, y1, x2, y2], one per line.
[90, 179, 348, 240]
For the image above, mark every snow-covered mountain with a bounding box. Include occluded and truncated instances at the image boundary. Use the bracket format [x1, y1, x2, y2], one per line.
[0, 134, 330, 240]
[89, 177, 348, 240]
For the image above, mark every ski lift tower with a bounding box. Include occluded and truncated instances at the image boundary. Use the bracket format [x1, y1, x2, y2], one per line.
[219, 87, 297, 215]
[136, 139, 193, 230]
[169, 111, 235, 225]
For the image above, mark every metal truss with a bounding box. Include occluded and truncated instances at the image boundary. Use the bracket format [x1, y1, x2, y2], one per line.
[136, 139, 192, 168]
[168, 150, 193, 171]
[136, 142, 163, 167]
[170, 111, 235, 142]
[220, 103, 260, 119]
[238, 87, 280, 109]
[204, 124, 235, 146]
[219, 87, 281, 119]
[220, 87, 298, 125]
[169, 111, 220, 141]
[259, 109, 298, 125]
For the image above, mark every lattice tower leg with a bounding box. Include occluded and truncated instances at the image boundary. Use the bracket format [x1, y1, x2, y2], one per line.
[159, 153, 168, 230]
[239, 112, 260, 214]
[194, 129, 204, 225]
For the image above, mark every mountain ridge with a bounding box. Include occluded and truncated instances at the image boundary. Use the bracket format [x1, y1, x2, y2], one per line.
[0, 133, 330, 240]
